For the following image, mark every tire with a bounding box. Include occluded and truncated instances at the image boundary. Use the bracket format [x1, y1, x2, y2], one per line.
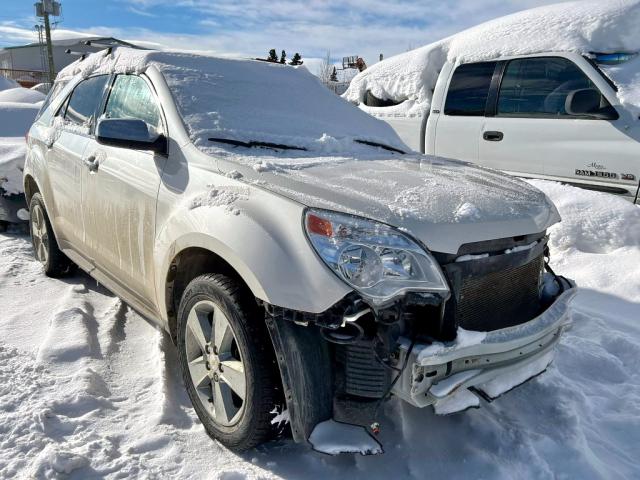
[177, 273, 280, 450]
[29, 193, 75, 277]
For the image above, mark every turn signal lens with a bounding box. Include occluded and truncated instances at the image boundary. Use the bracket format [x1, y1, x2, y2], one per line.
[307, 213, 333, 237]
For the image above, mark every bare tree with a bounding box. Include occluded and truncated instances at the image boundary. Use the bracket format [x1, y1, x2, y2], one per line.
[317, 50, 332, 84]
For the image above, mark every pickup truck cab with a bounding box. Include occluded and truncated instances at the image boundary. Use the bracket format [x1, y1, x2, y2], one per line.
[363, 51, 640, 202]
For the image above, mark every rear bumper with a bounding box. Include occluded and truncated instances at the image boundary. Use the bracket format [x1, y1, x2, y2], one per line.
[392, 281, 576, 409]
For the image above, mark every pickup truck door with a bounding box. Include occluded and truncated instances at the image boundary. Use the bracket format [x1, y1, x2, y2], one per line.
[45, 75, 110, 252]
[81, 74, 168, 310]
[479, 56, 640, 198]
[433, 61, 497, 162]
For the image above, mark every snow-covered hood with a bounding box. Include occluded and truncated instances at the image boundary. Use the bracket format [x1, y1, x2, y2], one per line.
[344, 0, 640, 117]
[224, 153, 559, 254]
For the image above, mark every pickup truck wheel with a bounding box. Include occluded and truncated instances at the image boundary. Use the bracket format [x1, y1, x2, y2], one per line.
[29, 193, 75, 277]
[177, 274, 279, 450]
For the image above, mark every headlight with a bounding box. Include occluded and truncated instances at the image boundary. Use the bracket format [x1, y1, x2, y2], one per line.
[304, 209, 449, 303]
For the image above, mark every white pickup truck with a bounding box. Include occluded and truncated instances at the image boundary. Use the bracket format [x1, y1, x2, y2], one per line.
[359, 51, 640, 203]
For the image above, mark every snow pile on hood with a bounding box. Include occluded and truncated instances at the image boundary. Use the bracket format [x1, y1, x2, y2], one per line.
[0, 87, 46, 104]
[344, 0, 640, 116]
[57, 48, 407, 154]
[0, 76, 19, 91]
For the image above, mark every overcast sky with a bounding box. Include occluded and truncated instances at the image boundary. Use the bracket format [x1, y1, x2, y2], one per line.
[1, 0, 573, 74]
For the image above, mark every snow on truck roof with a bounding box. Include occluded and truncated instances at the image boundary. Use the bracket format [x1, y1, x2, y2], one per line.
[57, 49, 407, 155]
[344, 0, 640, 116]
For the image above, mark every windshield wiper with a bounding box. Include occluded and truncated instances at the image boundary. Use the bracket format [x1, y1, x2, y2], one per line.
[208, 137, 307, 151]
[354, 139, 405, 154]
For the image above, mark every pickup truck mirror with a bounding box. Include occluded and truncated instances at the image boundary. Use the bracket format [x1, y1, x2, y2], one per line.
[565, 88, 618, 120]
[96, 118, 167, 155]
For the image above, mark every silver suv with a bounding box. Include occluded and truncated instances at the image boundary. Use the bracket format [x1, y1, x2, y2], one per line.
[24, 48, 575, 452]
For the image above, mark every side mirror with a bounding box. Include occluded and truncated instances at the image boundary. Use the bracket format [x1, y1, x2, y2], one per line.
[96, 118, 167, 155]
[565, 88, 618, 120]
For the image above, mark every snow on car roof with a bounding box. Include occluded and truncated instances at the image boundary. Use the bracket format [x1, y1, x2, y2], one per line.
[57, 48, 407, 154]
[344, 0, 640, 116]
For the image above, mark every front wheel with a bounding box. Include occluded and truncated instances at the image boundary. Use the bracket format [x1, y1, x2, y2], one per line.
[177, 274, 280, 450]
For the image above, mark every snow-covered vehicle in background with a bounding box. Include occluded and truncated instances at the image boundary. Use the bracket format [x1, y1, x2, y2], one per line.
[24, 47, 575, 453]
[345, 0, 640, 203]
[0, 80, 45, 230]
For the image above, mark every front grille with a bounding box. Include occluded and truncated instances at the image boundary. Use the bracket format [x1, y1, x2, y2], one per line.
[441, 244, 545, 333]
[456, 255, 543, 331]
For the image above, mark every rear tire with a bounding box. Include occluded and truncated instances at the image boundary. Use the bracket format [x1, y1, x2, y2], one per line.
[177, 273, 280, 450]
[29, 193, 75, 277]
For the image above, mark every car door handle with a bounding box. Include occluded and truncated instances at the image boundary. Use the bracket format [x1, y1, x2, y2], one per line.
[483, 131, 504, 142]
[83, 155, 99, 172]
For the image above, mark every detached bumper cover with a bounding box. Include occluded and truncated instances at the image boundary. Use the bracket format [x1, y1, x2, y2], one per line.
[392, 284, 576, 409]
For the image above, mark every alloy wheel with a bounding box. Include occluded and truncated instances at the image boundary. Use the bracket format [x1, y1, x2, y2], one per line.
[184, 300, 247, 426]
[31, 204, 49, 265]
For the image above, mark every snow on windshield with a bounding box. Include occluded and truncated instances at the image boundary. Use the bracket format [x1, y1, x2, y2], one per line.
[344, 0, 640, 117]
[57, 49, 407, 155]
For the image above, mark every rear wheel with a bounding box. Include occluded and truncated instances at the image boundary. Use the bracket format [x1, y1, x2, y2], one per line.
[29, 193, 75, 277]
[177, 274, 280, 450]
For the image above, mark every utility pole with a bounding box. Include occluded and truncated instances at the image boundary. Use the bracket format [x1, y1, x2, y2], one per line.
[35, 1, 61, 84]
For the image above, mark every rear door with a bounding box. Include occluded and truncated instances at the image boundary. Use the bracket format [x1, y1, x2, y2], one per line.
[46, 75, 110, 251]
[81, 74, 168, 310]
[480, 55, 640, 197]
[433, 61, 497, 162]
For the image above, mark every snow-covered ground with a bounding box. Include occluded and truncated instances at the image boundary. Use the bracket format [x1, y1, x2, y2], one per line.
[1, 181, 638, 479]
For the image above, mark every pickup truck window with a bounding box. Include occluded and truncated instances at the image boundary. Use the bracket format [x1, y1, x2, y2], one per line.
[497, 57, 614, 118]
[444, 62, 496, 116]
[104, 75, 162, 129]
[64, 75, 110, 127]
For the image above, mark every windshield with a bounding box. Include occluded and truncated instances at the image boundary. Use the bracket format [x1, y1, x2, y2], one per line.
[154, 54, 407, 155]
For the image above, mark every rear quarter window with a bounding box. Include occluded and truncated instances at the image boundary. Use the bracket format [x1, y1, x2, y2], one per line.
[444, 62, 497, 116]
[35, 81, 68, 125]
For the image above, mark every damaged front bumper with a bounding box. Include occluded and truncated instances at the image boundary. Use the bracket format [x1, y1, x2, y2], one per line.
[391, 282, 576, 412]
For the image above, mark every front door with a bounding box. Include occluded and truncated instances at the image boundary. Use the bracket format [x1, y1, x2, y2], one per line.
[82, 74, 168, 309]
[46, 75, 110, 251]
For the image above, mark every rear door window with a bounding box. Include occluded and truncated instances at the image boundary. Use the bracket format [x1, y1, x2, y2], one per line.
[64, 75, 110, 128]
[497, 57, 613, 117]
[444, 62, 497, 116]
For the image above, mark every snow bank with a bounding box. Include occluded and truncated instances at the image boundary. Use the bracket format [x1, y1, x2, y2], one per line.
[0, 90, 42, 196]
[0, 102, 40, 138]
[0, 103, 39, 196]
[0, 87, 46, 104]
[0, 138, 28, 196]
[57, 48, 407, 154]
[344, 0, 640, 116]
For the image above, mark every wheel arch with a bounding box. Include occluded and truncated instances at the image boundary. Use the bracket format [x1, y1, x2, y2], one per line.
[163, 240, 267, 342]
[23, 174, 40, 206]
